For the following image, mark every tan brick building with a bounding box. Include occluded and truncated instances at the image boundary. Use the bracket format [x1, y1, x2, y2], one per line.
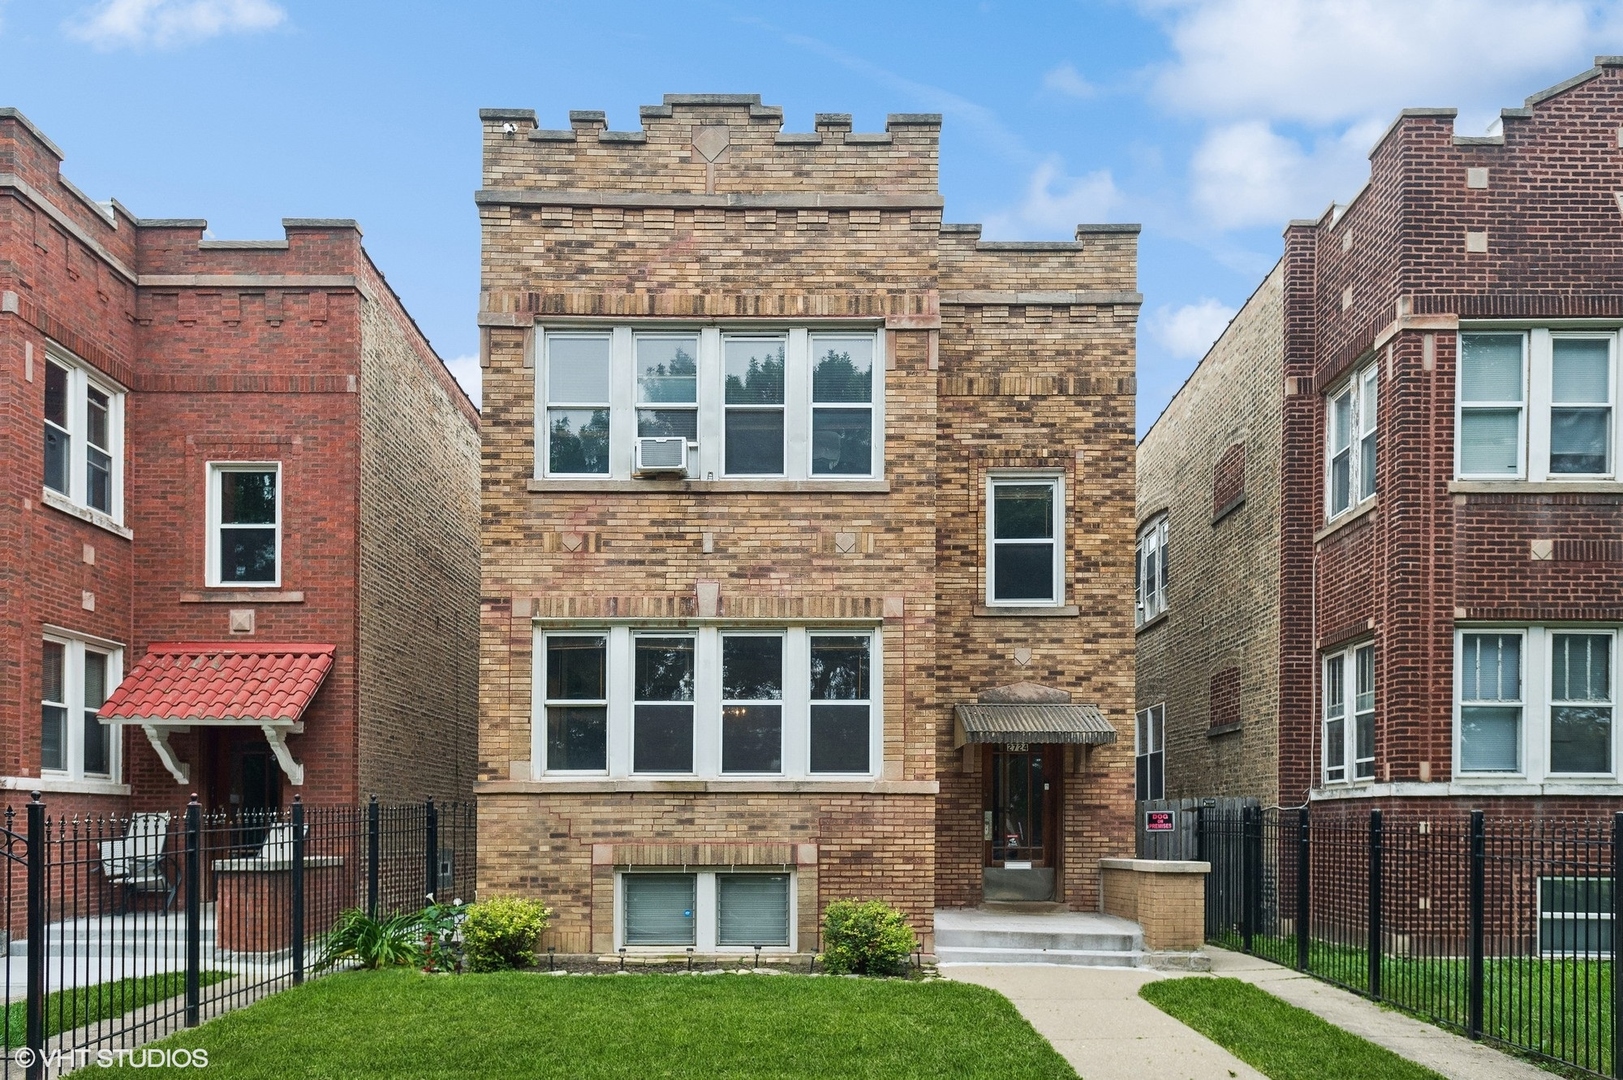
[474, 95, 1138, 955]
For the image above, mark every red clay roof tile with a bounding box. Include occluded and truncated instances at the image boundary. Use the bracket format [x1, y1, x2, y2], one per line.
[99, 643, 335, 724]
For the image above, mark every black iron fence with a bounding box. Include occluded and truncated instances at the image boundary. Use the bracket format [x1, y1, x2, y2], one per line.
[0, 794, 474, 1078]
[1202, 804, 1620, 1078]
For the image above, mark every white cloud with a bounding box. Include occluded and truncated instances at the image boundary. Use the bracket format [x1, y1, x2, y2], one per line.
[69, 0, 285, 50]
[1042, 63, 1095, 99]
[1146, 0, 1611, 128]
[982, 159, 1121, 239]
[1189, 117, 1383, 229]
[443, 354, 481, 409]
[1148, 298, 1238, 361]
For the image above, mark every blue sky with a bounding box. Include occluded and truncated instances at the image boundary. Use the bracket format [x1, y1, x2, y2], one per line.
[3, 1, 1621, 433]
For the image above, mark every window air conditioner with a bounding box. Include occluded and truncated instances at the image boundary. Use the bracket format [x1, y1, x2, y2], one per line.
[633, 436, 689, 477]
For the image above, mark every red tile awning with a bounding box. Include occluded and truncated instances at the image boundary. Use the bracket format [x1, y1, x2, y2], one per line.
[100, 643, 335, 725]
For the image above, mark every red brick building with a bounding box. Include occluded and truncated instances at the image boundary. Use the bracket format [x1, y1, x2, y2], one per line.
[1137, 59, 1623, 823]
[0, 109, 480, 820]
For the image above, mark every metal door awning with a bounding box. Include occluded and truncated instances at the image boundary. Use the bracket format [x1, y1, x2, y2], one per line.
[98, 642, 335, 786]
[953, 704, 1117, 747]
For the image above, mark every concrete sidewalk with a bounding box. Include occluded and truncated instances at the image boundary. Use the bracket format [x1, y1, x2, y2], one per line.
[946, 964, 1266, 1080]
[1206, 947, 1550, 1080]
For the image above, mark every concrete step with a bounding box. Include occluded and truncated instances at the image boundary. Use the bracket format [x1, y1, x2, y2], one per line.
[935, 927, 1139, 952]
[935, 945, 1143, 968]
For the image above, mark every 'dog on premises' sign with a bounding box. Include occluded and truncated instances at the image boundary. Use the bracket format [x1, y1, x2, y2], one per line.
[1144, 810, 1177, 832]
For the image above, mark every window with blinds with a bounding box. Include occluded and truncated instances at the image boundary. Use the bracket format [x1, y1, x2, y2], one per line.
[717, 874, 790, 947]
[622, 874, 696, 946]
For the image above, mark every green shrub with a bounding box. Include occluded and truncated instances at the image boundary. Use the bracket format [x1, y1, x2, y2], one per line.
[819, 899, 917, 976]
[316, 908, 424, 971]
[462, 897, 551, 972]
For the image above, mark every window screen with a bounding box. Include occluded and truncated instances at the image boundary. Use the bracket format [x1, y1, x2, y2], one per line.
[623, 874, 696, 946]
[717, 874, 790, 947]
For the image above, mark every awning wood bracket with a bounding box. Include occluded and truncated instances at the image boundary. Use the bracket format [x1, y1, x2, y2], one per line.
[141, 724, 191, 785]
[261, 724, 305, 787]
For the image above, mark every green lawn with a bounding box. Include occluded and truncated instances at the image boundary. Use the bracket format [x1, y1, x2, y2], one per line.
[6, 969, 232, 1046]
[1140, 977, 1447, 1080]
[102, 968, 1078, 1079]
[1215, 930, 1612, 1073]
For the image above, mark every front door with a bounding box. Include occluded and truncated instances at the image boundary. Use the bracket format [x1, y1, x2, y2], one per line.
[983, 745, 1059, 902]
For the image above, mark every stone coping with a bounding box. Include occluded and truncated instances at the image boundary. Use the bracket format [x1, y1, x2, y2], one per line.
[1099, 858, 1211, 874]
[210, 856, 344, 872]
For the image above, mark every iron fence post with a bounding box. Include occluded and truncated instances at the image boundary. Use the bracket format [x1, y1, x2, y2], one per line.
[291, 797, 305, 986]
[366, 795, 379, 918]
[425, 798, 438, 902]
[1297, 804, 1310, 972]
[1241, 804, 1257, 954]
[1367, 809, 1383, 999]
[24, 794, 44, 1080]
[1467, 809, 1485, 1041]
[185, 795, 201, 1027]
[1611, 811, 1621, 1080]
[1195, 805, 1209, 940]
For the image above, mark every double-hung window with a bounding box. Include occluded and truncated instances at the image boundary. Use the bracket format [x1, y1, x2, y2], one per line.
[43, 349, 124, 523]
[987, 475, 1064, 606]
[1539, 878, 1613, 955]
[535, 627, 878, 779]
[1549, 631, 1613, 775]
[1457, 631, 1524, 773]
[545, 333, 612, 475]
[620, 870, 793, 951]
[536, 326, 882, 481]
[1457, 330, 1618, 480]
[41, 636, 119, 781]
[207, 464, 281, 587]
[1327, 363, 1377, 518]
[1135, 516, 1168, 625]
[1134, 704, 1164, 800]
[1322, 643, 1376, 784]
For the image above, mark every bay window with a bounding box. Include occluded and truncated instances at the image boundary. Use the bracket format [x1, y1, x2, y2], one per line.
[41, 635, 120, 781]
[1322, 643, 1376, 784]
[42, 349, 124, 523]
[1135, 516, 1168, 625]
[1326, 362, 1377, 519]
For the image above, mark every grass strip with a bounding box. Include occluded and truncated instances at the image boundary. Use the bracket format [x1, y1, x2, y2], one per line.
[1140, 977, 1447, 1080]
[5, 969, 232, 1046]
[101, 967, 1077, 1079]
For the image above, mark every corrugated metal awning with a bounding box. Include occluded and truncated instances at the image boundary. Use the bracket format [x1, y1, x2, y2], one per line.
[953, 704, 1117, 747]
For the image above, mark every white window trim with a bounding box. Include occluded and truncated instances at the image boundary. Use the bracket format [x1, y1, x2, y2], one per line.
[41, 633, 122, 783]
[1456, 329, 1623, 482]
[1135, 515, 1168, 626]
[205, 462, 283, 589]
[535, 324, 884, 482]
[1321, 642, 1376, 787]
[42, 346, 125, 525]
[1453, 626, 1620, 784]
[531, 626, 881, 781]
[1325, 361, 1377, 520]
[613, 868, 797, 953]
[986, 472, 1066, 608]
[1537, 876, 1614, 957]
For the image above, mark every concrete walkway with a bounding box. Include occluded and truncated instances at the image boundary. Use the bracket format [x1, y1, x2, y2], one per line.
[1206, 947, 1551, 1080]
[947, 964, 1266, 1080]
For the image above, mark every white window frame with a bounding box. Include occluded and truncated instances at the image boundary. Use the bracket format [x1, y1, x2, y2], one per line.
[1453, 626, 1621, 783]
[41, 633, 122, 782]
[531, 626, 881, 781]
[534, 324, 884, 482]
[613, 868, 797, 953]
[1456, 329, 1623, 482]
[1135, 515, 1168, 625]
[1321, 642, 1376, 786]
[1134, 703, 1164, 800]
[1325, 361, 1377, 520]
[41, 346, 125, 525]
[1537, 876, 1613, 957]
[205, 462, 283, 589]
[986, 472, 1065, 608]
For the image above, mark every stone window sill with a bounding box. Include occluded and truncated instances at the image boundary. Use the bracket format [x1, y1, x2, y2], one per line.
[476, 778, 938, 796]
[528, 478, 890, 495]
[1, 775, 131, 797]
[1450, 480, 1623, 497]
[974, 605, 1080, 618]
[40, 489, 132, 540]
[1135, 610, 1169, 635]
[1207, 722, 1242, 738]
[179, 590, 305, 604]
[1211, 494, 1246, 525]
[1314, 497, 1376, 544]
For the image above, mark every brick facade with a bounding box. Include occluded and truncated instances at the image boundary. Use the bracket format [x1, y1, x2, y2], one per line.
[0, 110, 479, 821]
[474, 95, 1138, 953]
[1136, 59, 1623, 823]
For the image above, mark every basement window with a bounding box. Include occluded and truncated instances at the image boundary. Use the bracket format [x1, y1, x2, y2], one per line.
[619, 870, 793, 951]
